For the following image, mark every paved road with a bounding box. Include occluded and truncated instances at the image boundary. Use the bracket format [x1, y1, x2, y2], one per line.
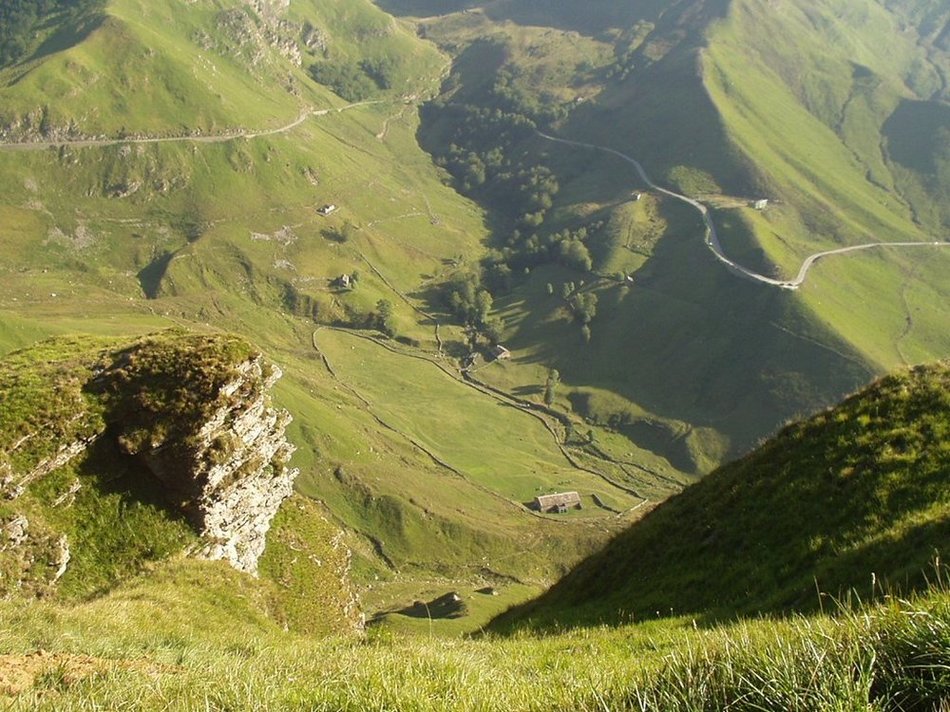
[537, 131, 950, 290]
[0, 100, 386, 152]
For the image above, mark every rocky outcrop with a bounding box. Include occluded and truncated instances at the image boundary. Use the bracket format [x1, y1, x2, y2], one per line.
[3, 439, 91, 501]
[203, 1, 308, 69]
[0, 334, 300, 585]
[0, 515, 70, 596]
[141, 358, 298, 574]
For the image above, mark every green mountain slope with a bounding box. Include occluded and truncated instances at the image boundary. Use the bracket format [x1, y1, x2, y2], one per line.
[0, 0, 947, 627]
[491, 361, 950, 630]
[388, 0, 950, 472]
[0, 0, 443, 138]
[0, 0, 685, 625]
[0, 1, 947, 706]
[0, 355, 948, 705]
[698, 0, 950, 365]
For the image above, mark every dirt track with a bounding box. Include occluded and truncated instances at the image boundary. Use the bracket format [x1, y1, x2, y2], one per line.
[0, 100, 385, 151]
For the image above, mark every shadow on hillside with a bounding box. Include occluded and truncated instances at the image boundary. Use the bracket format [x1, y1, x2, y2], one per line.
[137, 251, 175, 299]
[373, 592, 468, 623]
[13, 6, 106, 74]
[485, 363, 950, 635]
[883, 100, 950, 175]
[63, 435, 193, 598]
[78, 436, 184, 519]
[374, 0, 474, 16]
[883, 99, 950, 232]
[503, 190, 874, 458]
[801, 517, 950, 612]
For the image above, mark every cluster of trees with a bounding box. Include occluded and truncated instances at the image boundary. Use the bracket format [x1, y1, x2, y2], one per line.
[308, 61, 376, 101]
[432, 106, 602, 275]
[431, 105, 542, 210]
[0, 0, 100, 65]
[443, 272, 493, 325]
[478, 222, 601, 296]
[605, 46, 639, 83]
[425, 45, 613, 340]
[359, 56, 398, 90]
[491, 67, 570, 126]
[548, 225, 602, 272]
[370, 299, 396, 337]
[568, 291, 598, 325]
[545, 281, 599, 342]
[424, 57, 563, 239]
[441, 271, 505, 343]
[308, 55, 399, 101]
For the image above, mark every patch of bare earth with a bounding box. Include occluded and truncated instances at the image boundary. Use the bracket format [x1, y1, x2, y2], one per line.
[0, 650, 174, 695]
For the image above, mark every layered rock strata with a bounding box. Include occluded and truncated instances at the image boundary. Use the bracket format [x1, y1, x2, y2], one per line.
[141, 358, 298, 574]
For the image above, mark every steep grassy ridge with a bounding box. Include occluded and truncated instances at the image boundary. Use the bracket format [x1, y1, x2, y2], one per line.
[492, 361, 950, 630]
[0, 0, 442, 138]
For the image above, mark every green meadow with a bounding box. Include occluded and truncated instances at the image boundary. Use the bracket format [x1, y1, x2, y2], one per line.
[0, 1, 947, 705]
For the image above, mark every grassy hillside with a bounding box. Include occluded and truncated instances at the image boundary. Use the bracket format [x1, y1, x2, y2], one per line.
[491, 361, 950, 630]
[388, 0, 950, 473]
[0, 0, 679, 625]
[0, 338, 946, 705]
[0, 562, 947, 709]
[0, 0, 947, 629]
[697, 0, 950, 374]
[0, 2, 946, 707]
[0, 0, 444, 138]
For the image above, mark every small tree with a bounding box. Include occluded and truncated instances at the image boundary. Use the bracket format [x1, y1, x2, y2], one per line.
[374, 299, 396, 337]
[482, 317, 503, 345]
[543, 368, 560, 406]
[474, 289, 493, 325]
[570, 292, 598, 324]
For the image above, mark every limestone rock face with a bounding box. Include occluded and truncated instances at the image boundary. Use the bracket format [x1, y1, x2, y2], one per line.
[141, 357, 298, 574]
[0, 333, 309, 602]
[209, 0, 305, 68]
[0, 514, 70, 596]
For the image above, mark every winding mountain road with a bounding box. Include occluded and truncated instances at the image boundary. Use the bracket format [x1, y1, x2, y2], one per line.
[0, 100, 385, 152]
[537, 131, 950, 290]
[4, 107, 945, 289]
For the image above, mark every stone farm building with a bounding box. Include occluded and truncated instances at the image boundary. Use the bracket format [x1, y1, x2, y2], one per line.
[532, 491, 582, 513]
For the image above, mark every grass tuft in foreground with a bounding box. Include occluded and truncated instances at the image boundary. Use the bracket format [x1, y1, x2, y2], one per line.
[0, 573, 948, 710]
